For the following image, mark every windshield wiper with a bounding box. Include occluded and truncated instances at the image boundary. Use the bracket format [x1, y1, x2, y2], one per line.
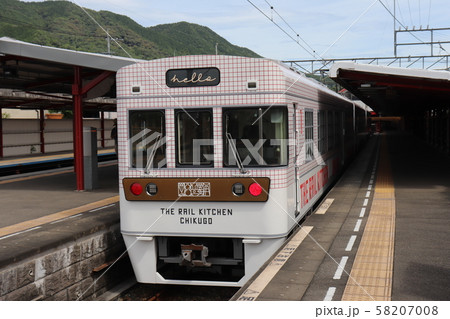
[145, 133, 161, 175]
[226, 132, 247, 174]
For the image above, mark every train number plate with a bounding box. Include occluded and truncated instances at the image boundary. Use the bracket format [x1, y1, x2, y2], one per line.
[178, 182, 211, 197]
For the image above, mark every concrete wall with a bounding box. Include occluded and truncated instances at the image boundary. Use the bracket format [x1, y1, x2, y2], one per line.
[0, 225, 132, 301]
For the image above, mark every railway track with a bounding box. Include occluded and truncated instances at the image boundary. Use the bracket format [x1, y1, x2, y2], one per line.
[118, 283, 239, 301]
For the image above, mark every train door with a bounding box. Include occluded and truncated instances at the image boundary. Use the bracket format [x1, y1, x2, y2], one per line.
[293, 103, 301, 217]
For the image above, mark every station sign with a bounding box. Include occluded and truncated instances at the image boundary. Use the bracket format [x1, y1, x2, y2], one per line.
[166, 67, 220, 87]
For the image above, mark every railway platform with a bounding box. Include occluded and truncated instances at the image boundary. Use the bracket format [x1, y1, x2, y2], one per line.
[0, 148, 116, 176]
[1, 132, 448, 301]
[234, 132, 450, 301]
[0, 161, 133, 300]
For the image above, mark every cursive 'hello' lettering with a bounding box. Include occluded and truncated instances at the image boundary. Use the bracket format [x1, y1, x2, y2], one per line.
[166, 68, 220, 87]
[170, 72, 217, 84]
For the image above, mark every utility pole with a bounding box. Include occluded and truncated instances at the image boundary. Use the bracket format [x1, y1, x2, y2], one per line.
[107, 34, 111, 55]
[105, 29, 122, 55]
[394, 0, 397, 57]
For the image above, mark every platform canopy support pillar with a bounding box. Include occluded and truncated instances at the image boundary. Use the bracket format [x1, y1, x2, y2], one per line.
[100, 111, 105, 148]
[39, 109, 45, 154]
[71, 68, 115, 191]
[0, 107, 3, 158]
[73, 66, 84, 191]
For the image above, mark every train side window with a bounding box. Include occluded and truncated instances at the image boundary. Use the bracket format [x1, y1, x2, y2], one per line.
[129, 110, 166, 169]
[328, 111, 334, 151]
[318, 111, 327, 154]
[223, 106, 288, 167]
[176, 109, 214, 167]
[305, 110, 314, 162]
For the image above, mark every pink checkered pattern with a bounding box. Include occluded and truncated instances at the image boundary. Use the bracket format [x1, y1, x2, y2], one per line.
[116, 56, 351, 189]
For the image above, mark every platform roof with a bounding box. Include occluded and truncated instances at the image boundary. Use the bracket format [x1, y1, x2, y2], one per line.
[329, 62, 450, 116]
[0, 37, 144, 190]
[0, 37, 141, 111]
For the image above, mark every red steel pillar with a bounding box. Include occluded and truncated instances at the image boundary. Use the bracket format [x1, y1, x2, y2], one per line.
[73, 66, 84, 191]
[100, 111, 105, 148]
[0, 107, 3, 158]
[71, 69, 114, 190]
[39, 109, 45, 154]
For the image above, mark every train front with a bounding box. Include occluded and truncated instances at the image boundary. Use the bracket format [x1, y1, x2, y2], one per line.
[117, 56, 295, 286]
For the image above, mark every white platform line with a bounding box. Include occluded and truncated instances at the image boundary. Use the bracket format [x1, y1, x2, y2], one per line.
[345, 235, 357, 252]
[359, 207, 366, 217]
[333, 256, 349, 280]
[365, 191, 371, 198]
[354, 219, 362, 232]
[363, 198, 369, 207]
[50, 213, 83, 224]
[0, 226, 42, 241]
[324, 287, 336, 301]
[89, 203, 116, 212]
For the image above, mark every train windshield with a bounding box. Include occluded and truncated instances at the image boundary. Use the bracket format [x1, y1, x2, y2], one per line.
[224, 106, 288, 167]
[176, 109, 214, 166]
[129, 110, 166, 169]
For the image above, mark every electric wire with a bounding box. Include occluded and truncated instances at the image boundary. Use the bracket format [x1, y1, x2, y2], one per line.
[68, 1, 201, 120]
[263, 0, 320, 59]
[378, 0, 426, 44]
[418, 0, 422, 27]
[392, 0, 448, 55]
[246, 0, 323, 61]
[408, 0, 413, 26]
[395, 1, 407, 30]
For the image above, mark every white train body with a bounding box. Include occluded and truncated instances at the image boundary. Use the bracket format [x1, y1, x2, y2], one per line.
[117, 56, 367, 286]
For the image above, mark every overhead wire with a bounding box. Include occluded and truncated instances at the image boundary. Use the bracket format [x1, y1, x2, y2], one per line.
[397, 1, 450, 56]
[246, 0, 323, 61]
[427, 0, 432, 27]
[69, 0, 202, 126]
[395, 0, 407, 30]
[378, 0, 426, 43]
[249, 0, 388, 63]
[418, 0, 422, 26]
[417, 0, 422, 25]
[263, 0, 319, 59]
[407, 0, 414, 26]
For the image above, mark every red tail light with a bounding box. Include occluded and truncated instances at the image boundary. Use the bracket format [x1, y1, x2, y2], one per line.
[130, 183, 143, 196]
[248, 183, 263, 196]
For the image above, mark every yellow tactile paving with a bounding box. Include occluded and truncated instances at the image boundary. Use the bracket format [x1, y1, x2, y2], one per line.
[342, 136, 395, 301]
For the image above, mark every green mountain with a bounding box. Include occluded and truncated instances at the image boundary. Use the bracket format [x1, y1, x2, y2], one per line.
[0, 0, 261, 60]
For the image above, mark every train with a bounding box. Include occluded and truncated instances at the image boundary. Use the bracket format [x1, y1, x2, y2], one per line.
[116, 55, 369, 287]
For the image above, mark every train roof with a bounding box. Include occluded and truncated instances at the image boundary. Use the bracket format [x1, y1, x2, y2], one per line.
[273, 59, 356, 104]
[117, 55, 368, 111]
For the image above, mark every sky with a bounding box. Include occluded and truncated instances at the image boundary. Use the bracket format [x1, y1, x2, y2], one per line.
[21, 0, 450, 61]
